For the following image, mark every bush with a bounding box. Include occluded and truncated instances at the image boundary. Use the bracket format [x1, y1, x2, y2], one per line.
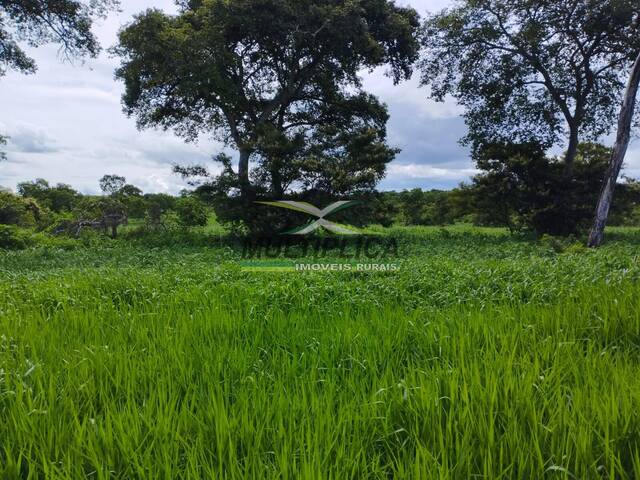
[0, 191, 51, 228]
[73, 197, 126, 220]
[143, 194, 176, 229]
[0, 191, 28, 225]
[17, 179, 80, 213]
[0, 225, 33, 250]
[467, 142, 639, 235]
[175, 197, 208, 228]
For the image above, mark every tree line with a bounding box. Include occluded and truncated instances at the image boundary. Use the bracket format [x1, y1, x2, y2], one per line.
[0, 175, 208, 240]
[1, 0, 640, 243]
[3, 148, 639, 241]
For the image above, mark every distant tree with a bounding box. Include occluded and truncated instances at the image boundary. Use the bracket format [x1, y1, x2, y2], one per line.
[73, 196, 127, 238]
[381, 189, 457, 226]
[0, 190, 31, 225]
[420, 0, 640, 178]
[115, 0, 420, 200]
[47, 184, 79, 212]
[17, 178, 50, 200]
[0, 0, 119, 78]
[116, 184, 145, 218]
[17, 179, 79, 212]
[118, 184, 142, 197]
[99, 175, 126, 196]
[143, 193, 176, 229]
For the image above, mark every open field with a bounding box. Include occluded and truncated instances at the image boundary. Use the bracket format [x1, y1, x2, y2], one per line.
[1, 227, 640, 478]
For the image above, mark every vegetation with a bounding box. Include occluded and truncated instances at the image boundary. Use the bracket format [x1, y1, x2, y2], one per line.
[0, 190, 49, 229]
[419, 0, 640, 239]
[1, 226, 640, 478]
[2, 0, 640, 475]
[175, 197, 209, 228]
[0, 0, 119, 77]
[114, 0, 420, 233]
[99, 175, 126, 196]
[468, 142, 640, 234]
[420, 0, 640, 174]
[17, 179, 79, 214]
[3, 161, 640, 243]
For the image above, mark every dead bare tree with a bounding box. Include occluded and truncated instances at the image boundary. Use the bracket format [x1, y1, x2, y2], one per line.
[588, 51, 640, 247]
[54, 213, 128, 239]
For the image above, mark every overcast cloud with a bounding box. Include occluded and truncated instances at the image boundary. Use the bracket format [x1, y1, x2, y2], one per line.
[1, 0, 638, 194]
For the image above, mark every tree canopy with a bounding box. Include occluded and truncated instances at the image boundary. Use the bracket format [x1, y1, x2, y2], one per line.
[99, 174, 126, 196]
[114, 0, 421, 200]
[466, 142, 640, 234]
[420, 0, 640, 177]
[0, 0, 119, 77]
[16, 178, 79, 213]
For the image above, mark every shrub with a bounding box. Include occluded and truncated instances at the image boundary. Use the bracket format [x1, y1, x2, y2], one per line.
[17, 179, 80, 213]
[468, 142, 639, 235]
[0, 191, 29, 225]
[0, 191, 51, 228]
[175, 197, 208, 228]
[0, 225, 33, 250]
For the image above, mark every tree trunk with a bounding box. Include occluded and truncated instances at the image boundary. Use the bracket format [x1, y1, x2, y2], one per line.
[271, 175, 284, 198]
[238, 148, 251, 196]
[588, 51, 640, 248]
[563, 124, 579, 179]
[270, 159, 284, 198]
[111, 224, 118, 239]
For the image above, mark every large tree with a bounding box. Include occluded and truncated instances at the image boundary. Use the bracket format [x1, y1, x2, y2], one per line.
[0, 0, 119, 77]
[114, 0, 420, 198]
[420, 0, 640, 178]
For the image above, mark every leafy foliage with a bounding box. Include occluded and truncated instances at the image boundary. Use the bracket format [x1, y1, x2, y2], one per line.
[1, 228, 640, 476]
[420, 0, 640, 172]
[467, 142, 640, 234]
[17, 178, 79, 213]
[115, 0, 420, 203]
[0, 224, 32, 249]
[99, 174, 126, 196]
[0, 190, 48, 227]
[175, 196, 208, 228]
[0, 0, 119, 77]
[73, 196, 125, 220]
[142, 193, 177, 229]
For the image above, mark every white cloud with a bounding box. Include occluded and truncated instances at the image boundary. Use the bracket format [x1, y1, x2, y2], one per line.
[1, 123, 60, 154]
[362, 69, 464, 120]
[388, 163, 478, 179]
[623, 145, 640, 179]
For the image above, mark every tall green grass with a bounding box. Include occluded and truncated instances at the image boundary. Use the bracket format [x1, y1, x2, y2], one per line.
[1, 227, 639, 478]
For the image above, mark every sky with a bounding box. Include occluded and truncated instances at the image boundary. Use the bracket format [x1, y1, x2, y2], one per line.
[0, 0, 638, 195]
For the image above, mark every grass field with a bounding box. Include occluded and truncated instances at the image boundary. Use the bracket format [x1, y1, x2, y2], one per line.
[1, 226, 640, 478]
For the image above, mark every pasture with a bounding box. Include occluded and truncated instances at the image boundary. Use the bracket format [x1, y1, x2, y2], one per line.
[1, 227, 639, 478]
